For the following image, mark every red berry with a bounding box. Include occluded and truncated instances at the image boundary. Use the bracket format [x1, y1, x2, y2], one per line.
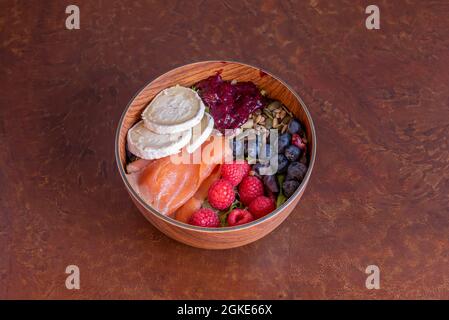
[227, 209, 254, 226]
[208, 179, 235, 210]
[221, 162, 245, 186]
[188, 208, 220, 227]
[238, 176, 264, 206]
[221, 161, 251, 186]
[240, 161, 251, 177]
[248, 196, 275, 219]
[292, 134, 306, 150]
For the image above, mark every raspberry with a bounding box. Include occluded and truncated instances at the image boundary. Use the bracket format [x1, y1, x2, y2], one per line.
[292, 134, 306, 150]
[238, 176, 264, 206]
[221, 161, 251, 186]
[208, 179, 235, 210]
[248, 196, 275, 219]
[221, 163, 244, 186]
[188, 208, 220, 227]
[227, 209, 254, 226]
[240, 161, 251, 177]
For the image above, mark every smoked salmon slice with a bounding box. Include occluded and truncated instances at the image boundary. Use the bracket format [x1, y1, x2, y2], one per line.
[126, 158, 153, 173]
[126, 136, 231, 217]
[175, 164, 222, 223]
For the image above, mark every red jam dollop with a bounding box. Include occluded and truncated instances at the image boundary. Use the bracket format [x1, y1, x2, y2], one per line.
[195, 75, 266, 131]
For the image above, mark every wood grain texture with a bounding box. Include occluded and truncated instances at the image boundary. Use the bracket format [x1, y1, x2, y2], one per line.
[0, 0, 448, 299]
[116, 61, 316, 249]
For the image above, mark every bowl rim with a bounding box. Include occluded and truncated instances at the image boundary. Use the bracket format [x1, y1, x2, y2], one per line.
[115, 60, 316, 233]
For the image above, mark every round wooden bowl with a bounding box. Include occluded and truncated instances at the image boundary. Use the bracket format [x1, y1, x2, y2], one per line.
[115, 61, 316, 249]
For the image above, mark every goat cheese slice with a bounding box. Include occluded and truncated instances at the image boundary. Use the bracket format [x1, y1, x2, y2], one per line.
[127, 120, 191, 159]
[186, 113, 214, 153]
[142, 85, 205, 134]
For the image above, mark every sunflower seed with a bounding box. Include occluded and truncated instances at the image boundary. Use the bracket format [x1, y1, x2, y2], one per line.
[281, 124, 288, 133]
[282, 115, 291, 124]
[279, 110, 286, 119]
[268, 101, 281, 111]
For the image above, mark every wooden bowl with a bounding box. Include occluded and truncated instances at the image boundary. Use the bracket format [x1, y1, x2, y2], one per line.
[115, 61, 316, 249]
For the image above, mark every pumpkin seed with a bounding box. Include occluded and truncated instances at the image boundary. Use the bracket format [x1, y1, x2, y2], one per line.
[282, 115, 291, 124]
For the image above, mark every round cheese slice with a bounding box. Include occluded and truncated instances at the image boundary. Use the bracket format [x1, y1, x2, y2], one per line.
[127, 120, 191, 159]
[142, 85, 205, 134]
[186, 113, 214, 153]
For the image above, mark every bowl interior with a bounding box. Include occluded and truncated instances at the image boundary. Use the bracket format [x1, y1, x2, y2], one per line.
[116, 61, 316, 228]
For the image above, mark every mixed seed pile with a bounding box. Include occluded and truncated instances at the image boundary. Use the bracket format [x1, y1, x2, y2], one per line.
[242, 100, 294, 136]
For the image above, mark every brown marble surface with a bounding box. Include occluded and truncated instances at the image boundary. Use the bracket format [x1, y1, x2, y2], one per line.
[1, 0, 449, 299]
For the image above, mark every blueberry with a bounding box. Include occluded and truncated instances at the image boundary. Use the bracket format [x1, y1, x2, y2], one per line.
[277, 154, 289, 174]
[252, 162, 269, 178]
[286, 162, 307, 182]
[263, 175, 279, 193]
[233, 139, 245, 159]
[266, 143, 274, 157]
[284, 145, 301, 162]
[259, 143, 272, 162]
[288, 119, 302, 135]
[283, 180, 300, 198]
[278, 133, 291, 153]
[247, 138, 260, 159]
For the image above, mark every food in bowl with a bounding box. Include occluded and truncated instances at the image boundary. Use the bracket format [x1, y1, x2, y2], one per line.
[194, 74, 266, 131]
[124, 74, 310, 228]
